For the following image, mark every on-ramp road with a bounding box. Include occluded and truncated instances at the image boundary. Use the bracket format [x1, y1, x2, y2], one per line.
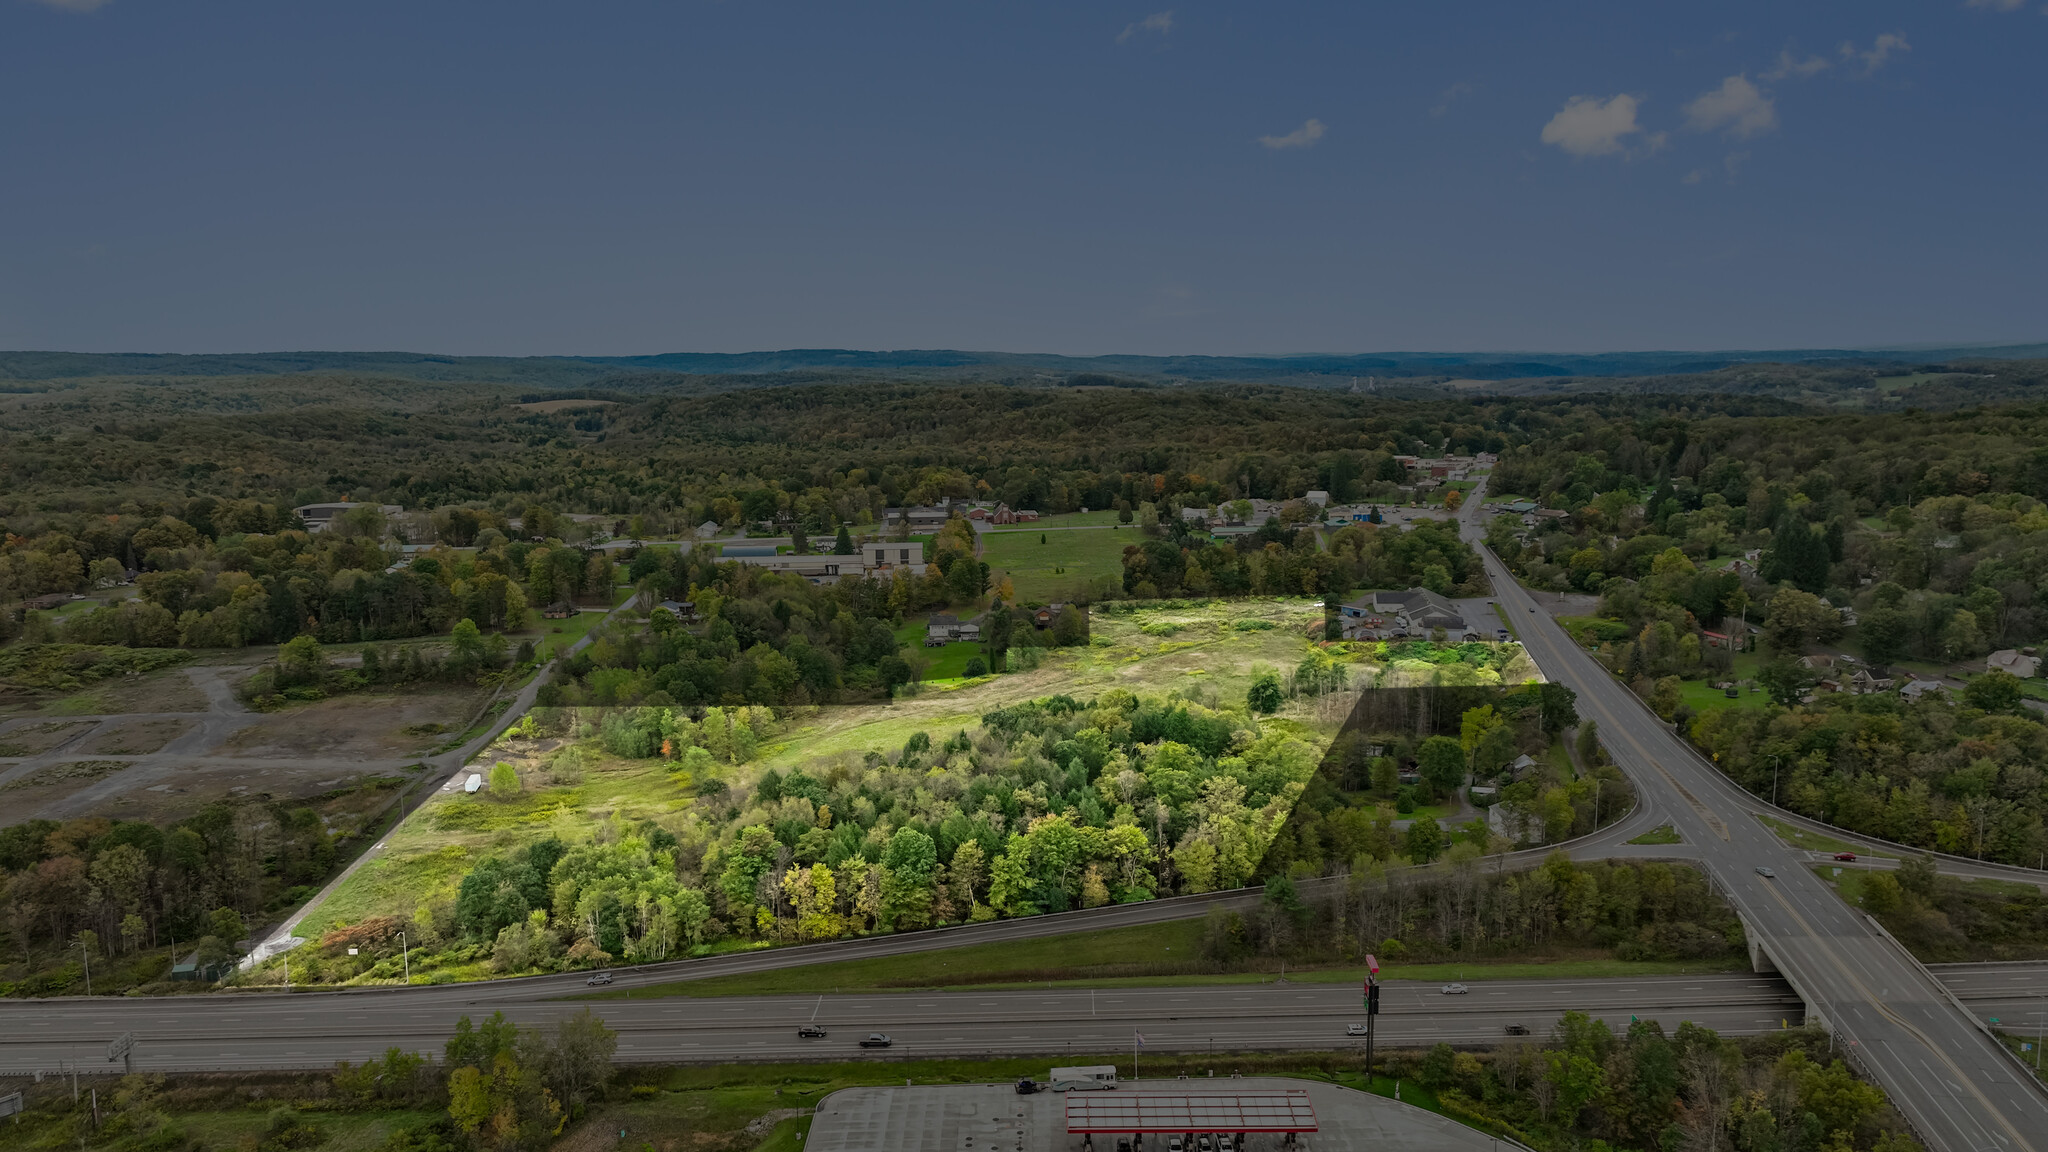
[1455, 487, 2048, 1152]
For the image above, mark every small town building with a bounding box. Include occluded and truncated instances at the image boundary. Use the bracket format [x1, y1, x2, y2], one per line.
[293, 501, 404, 534]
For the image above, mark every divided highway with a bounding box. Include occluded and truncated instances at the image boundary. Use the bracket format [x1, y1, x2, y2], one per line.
[0, 974, 1807, 1074]
[1455, 492, 2048, 1152]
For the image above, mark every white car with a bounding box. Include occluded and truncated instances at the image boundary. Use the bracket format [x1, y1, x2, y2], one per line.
[1346, 1023, 1368, 1036]
[1756, 867, 1776, 879]
[1440, 983, 1468, 995]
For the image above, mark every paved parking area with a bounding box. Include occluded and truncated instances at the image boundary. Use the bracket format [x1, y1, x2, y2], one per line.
[804, 1076, 1501, 1152]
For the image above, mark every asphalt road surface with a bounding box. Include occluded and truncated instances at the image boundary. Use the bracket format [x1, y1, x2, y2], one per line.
[1454, 489, 2048, 1152]
[0, 974, 1812, 1074]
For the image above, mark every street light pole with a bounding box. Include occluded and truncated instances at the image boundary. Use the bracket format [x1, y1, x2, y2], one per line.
[80, 940, 91, 996]
[399, 931, 409, 985]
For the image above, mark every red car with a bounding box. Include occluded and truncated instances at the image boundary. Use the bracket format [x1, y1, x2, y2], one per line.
[1833, 852, 1857, 862]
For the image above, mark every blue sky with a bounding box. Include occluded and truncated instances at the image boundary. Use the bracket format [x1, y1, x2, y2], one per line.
[1, 1, 2042, 356]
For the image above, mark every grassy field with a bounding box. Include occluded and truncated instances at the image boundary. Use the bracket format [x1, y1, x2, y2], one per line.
[1876, 372, 1964, 394]
[587, 915, 1744, 1000]
[293, 599, 1339, 957]
[980, 526, 1133, 603]
[737, 597, 1336, 783]
[1628, 824, 1683, 845]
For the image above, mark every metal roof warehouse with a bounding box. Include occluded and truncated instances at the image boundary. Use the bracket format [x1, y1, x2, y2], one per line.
[1065, 1091, 1319, 1135]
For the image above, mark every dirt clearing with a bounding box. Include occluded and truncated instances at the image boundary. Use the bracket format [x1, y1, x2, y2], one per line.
[80, 718, 196, 755]
[0, 719, 96, 757]
[222, 686, 494, 760]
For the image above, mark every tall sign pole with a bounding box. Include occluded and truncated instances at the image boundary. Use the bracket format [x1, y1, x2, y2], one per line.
[107, 1032, 134, 1075]
[1363, 953, 1381, 1078]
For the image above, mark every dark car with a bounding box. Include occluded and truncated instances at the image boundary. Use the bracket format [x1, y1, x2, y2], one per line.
[797, 1025, 826, 1038]
[1505, 1024, 1530, 1036]
[1015, 1078, 1041, 1095]
[859, 1033, 893, 1048]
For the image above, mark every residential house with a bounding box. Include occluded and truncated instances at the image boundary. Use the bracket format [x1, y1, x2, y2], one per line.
[1848, 668, 1895, 694]
[1899, 678, 1946, 701]
[1988, 649, 2042, 678]
[542, 601, 577, 620]
[1507, 754, 1540, 781]
[1032, 603, 1070, 629]
[655, 600, 699, 623]
[925, 613, 982, 646]
[696, 520, 722, 539]
[1701, 630, 1731, 649]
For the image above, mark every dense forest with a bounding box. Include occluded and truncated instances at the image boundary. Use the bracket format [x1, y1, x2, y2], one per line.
[0, 791, 392, 995]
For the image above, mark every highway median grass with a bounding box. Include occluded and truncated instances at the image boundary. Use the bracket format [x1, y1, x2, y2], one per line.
[578, 918, 1744, 1000]
[1628, 823, 1683, 845]
[1758, 814, 1892, 858]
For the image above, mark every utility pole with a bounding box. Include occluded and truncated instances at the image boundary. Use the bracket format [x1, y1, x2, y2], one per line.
[80, 940, 90, 997]
[399, 931, 409, 985]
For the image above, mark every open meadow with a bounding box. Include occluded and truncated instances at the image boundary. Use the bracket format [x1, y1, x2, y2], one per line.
[979, 525, 1133, 603]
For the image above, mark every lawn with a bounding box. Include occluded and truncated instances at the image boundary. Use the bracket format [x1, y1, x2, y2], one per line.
[980, 526, 1133, 602]
[1020, 510, 1127, 528]
[519, 592, 629, 662]
[1677, 653, 1768, 717]
[890, 620, 989, 681]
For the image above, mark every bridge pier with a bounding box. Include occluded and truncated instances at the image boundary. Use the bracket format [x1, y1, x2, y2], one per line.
[1735, 910, 1828, 1030]
[1738, 910, 1779, 975]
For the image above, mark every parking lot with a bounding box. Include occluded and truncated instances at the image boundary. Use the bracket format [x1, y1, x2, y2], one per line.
[802, 1076, 1503, 1152]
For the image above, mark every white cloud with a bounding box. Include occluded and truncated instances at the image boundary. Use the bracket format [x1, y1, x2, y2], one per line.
[27, 0, 112, 9]
[1258, 118, 1325, 150]
[1762, 50, 1832, 82]
[1539, 94, 1643, 157]
[1684, 75, 1777, 139]
[1116, 11, 1173, 44]
[1966, 0, 2026, 10]
[1431, 81, 1476, 117]
[1842, 33, 1910, 74]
